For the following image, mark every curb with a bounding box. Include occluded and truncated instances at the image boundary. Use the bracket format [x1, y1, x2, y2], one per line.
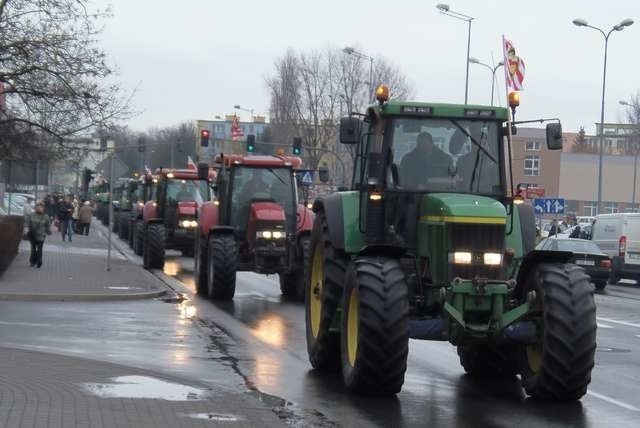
[0, 289, 166, 302]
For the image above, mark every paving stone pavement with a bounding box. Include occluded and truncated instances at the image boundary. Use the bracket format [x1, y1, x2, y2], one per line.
[0, 347, 285, 428]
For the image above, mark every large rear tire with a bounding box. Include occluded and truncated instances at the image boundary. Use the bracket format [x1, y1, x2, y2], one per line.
[134, 220, 144, 256]
[207, 234, 237, 300]
[118, 212, 130, 241]
[127, 218, 135, 248]
[518, 263, 596, 400]
[195, 232, 209, 296]
[144, 223, 165, 270]
[457, 344, 518, 378]
[340, 257, 409, 395]
[305, 211, 347, 372]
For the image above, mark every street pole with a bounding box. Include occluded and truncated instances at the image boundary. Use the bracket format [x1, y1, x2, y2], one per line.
[464, 19, 471, 104]
[34, 160, 39, 202]
[368, 56, 374, 104]
[170, 142, 175, 168]
[107, 151, 114, 272]
[633, 147, 638, 211]
[469, 58, 503, 106]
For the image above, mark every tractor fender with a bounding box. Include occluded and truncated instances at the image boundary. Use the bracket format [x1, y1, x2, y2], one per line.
[296, 204, 314, 232]
[313, 194, 344, 250]
[198, 201, 219, 237]
[142, 201, 157, 222]
[515, 249, 574, 297]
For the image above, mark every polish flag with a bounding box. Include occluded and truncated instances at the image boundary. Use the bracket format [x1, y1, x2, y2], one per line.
[231, 114, 244, 141]
[503, 36, 526, 92]
[187, 155, 197, 171]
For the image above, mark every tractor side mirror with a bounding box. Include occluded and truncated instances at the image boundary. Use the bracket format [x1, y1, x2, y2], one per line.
[197, 162, 209, 180]
[318, 166, 330, 183]
[546, 122, 563, 150]
[339, 117, 361, 145]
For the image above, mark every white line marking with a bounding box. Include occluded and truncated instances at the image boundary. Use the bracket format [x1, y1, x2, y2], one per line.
[597, 317, 640, 329]
[588, 391, 640, 412]
[597, 323, 614, 329]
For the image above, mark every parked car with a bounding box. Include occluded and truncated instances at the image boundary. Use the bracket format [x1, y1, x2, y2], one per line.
[591, 213, 640, 284]
[536, 238, 611, 290]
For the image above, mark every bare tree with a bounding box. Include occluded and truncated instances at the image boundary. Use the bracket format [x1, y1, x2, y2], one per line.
[622, 92, 640, 156]
[571, 126, 596, 154]
[0, 0, 132, 156]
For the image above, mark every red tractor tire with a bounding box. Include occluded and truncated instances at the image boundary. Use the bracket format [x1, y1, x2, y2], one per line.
[207, 234, 237, 300]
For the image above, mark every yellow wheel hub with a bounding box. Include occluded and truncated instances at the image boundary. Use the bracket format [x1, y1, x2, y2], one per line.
[309, 243, 324, 339]
[347, 287, 359, 367]
[526, 345, 542, 373]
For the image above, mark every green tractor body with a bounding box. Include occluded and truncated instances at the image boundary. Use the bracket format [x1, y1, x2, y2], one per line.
[305, 98, 596, 400]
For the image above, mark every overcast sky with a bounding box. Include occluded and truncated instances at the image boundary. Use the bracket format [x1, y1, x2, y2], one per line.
[95, 0, 639, 135]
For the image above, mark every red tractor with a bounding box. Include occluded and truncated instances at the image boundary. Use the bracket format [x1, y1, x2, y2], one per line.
[129, 172, 157, 255]
[142, 165, 214, 269]
[195, 154, 314, 301]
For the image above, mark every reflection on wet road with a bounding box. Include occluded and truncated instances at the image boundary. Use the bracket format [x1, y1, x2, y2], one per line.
[163, 253, 640, 427]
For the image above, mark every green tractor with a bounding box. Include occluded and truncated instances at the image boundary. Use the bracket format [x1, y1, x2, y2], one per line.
[305, 87, 596, 400]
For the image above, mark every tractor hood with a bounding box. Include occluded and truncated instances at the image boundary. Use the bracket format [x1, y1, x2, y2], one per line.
[251, 202, 286, 222]
[177, 201, 198, 216]
[419, 193, 506, 224]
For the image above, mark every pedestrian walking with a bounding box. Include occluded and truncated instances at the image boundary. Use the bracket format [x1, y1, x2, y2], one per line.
[27, 201, 51, 268]
[71, 196, 80, 233]
[549, 219, 558, 237]
[57, 195, 74, 242]
[78, 201, 93, 235]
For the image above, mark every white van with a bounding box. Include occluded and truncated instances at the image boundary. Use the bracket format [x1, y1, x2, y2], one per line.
[591, 213, 640, 282]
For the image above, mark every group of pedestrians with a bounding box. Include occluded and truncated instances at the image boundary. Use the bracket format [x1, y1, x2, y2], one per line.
[26, 194, 95, 268]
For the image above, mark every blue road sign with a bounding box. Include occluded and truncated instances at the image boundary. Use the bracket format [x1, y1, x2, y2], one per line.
[533, 198, 565, 215]
[296, 170, 314, 186]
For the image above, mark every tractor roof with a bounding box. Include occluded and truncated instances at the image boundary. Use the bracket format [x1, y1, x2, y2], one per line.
[154, 167, 216, 180]
[215, 154, 302, 169]
[381, 100, 509, 121]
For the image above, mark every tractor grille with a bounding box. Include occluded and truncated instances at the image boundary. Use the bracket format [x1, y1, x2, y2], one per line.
[448, 223, 505, 281]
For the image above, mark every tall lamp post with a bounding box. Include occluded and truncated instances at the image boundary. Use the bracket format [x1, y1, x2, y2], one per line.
[468, 57, 504, 106]
[620, 99, 639, 211]
[573, 17, 634, 214]
[436, 3, 474, 104]
[343, 46, 374, 104]
[233, 104, 254, 121]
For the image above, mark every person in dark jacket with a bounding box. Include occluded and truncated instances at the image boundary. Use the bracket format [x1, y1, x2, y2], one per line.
[27, 201, 51, 268]
[57, 195, 74, 242]
[548, 219, 558, 237]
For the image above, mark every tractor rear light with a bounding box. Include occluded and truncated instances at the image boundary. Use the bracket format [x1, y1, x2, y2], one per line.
[600, 259, 612, 269]
[483, 252, 502, 265]
[619, 235, 627, 257]
[451, 252, 472, 264]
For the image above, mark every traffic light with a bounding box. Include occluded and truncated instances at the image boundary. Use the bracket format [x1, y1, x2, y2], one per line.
[82, 168, 95, 192]
[200, 129, 210, 147]
[293, 137, 302, 155]
[247, 134, 256, 152]
[318, 165, 330, 183]
[137, 136, 146, 152]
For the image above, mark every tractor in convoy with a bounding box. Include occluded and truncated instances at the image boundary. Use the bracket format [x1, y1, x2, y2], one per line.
[141, 165, 214, 269]
[116, 178, 140, 242]
[129, 172, 156, 254]
[195, 153, 314, 301]
[304, 85, 596, 401]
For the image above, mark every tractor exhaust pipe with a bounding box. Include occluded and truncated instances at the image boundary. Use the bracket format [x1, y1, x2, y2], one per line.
[409, 318, 447, 341]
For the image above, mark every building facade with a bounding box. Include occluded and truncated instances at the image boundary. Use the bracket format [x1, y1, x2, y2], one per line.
[510, 127, 561, 197]
[196, 115, 269, 163]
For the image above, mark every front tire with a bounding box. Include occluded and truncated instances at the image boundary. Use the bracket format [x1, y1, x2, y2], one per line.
[134, 220, 144, 256]
[144, 223, 165, 270]
[305, 211, 346, 372]
[341, 257, 409, 395]
[518, 263, 596, 400]
[207, 234, 237, 300]
[195, 233, 209, 296]
[118, 212, 130, 241]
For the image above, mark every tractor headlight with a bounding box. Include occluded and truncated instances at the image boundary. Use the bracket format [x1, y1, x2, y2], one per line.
[181, 220, 198, 228]
[451, 251, 472, 264]
[484, 252, 502, 265]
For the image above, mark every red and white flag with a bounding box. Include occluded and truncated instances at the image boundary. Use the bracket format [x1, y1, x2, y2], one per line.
[231, 114, 244, 141]
[503, 36, 525, 92]
[187, 155, 197, 171]
[144, 165, 152, 175]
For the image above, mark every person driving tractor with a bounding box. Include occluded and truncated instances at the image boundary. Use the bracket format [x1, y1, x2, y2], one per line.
[399, 131, 451, 188]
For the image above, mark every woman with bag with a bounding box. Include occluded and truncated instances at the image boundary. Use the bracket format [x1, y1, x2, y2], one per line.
[28, 201, 52, 268]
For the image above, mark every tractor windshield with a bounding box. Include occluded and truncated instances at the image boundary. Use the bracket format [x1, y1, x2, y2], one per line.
[389, 117, 503, 195]
[166, 179, 209, 204]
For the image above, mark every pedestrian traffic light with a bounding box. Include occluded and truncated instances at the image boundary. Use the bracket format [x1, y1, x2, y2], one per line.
[200, 129, 210, 147]
[319, 165, 330, 183]
[247, 134, 256, 152]
[293, 137, 302, 155]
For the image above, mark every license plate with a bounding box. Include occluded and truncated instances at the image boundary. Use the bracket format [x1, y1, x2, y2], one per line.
[576, 260, 595, 266]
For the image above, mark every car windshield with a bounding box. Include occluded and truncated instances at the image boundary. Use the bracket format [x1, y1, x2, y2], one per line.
[389, 117, 502, 194]
[551, 240, 601, 254]
[166, 179, 209, 204]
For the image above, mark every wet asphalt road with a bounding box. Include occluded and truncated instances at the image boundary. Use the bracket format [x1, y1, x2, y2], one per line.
[1, 246, 640, 427]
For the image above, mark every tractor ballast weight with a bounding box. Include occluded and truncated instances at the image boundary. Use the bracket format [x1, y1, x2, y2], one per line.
[305, 92, 596, 400]
[196, 154, 314, 301]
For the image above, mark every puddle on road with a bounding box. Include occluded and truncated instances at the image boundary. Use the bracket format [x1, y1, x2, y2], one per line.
[182, 413, 243, 422]
[82, 375, 209, 400]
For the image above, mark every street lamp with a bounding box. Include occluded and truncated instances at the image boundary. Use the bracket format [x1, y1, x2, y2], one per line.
[468, 57, 504, 106]
[233, 104, 254, 121]
[573, 17, 634, 214]
[343, 46, 374, 104]
[436, 3, 475, 104]
[620, 99, 639, 212]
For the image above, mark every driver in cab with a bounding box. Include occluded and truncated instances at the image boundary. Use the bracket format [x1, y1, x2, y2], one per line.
[399, 131, 451, 188]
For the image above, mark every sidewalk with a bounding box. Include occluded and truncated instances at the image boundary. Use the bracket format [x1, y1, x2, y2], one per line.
[0, 220, 166, 300]
[0, 346, 284, 428]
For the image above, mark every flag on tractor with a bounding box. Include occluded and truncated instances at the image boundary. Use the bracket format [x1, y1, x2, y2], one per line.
[187, 155, 197, 171]
[502, 36, 525, 91]
[231, 114, 244, 141]
[144, 165, 152, 175]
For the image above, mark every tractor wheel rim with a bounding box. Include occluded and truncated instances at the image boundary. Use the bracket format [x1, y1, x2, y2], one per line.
[347, 286, 359, 367]
[309, 243, 323, 339]
[526, 345, 542, 373]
